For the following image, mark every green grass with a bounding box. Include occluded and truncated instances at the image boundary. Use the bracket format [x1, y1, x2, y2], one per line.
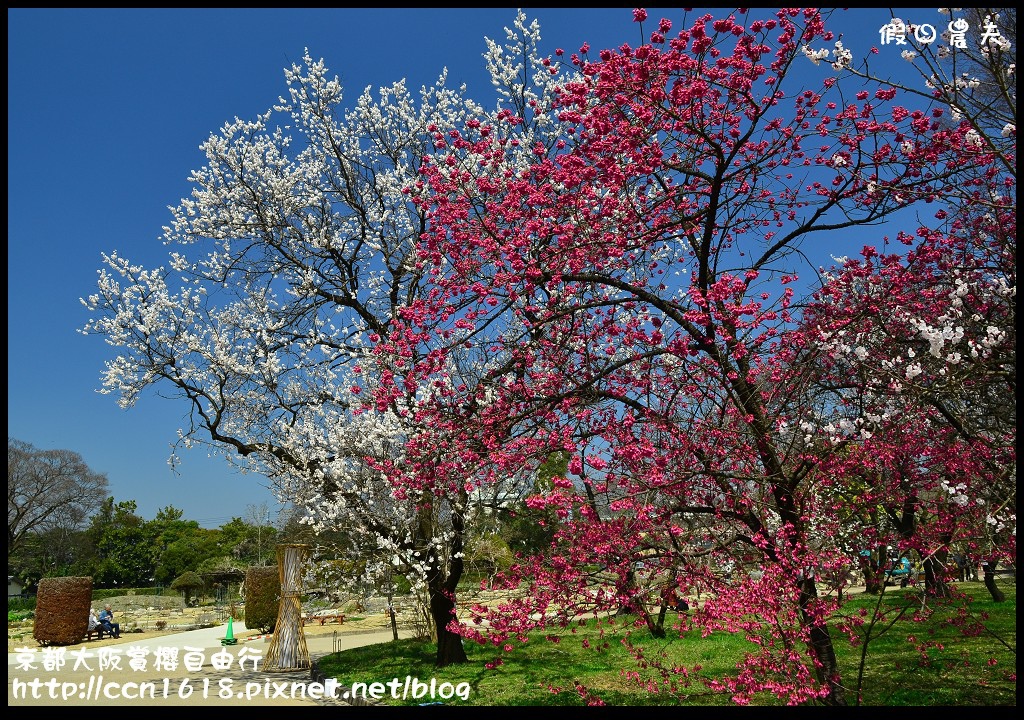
[317, 582, 1015, 706]
[832, 582, 1016, 705]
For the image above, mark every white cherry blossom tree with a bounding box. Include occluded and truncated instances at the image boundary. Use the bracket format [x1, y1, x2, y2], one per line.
[81, 11, 573, 666]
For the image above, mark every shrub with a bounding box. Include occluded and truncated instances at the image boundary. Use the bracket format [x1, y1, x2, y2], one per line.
[155, 620, 168, 631]
[170, 571, 205, 605]
[8, 595, 37, 612]
[244, 566, 280, 633]
[34, 577, 92, 645]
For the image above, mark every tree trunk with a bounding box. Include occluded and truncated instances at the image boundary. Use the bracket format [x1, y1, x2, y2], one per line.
[428, 578, 468, 666]
[798, 577, 846, 706]
[421, 494, 469, 667]
[655, 603, 669, 636]
[386, 581, 399, 642]
[859, 552, 882, 594]
[637, 595, 666, 639]
[981, 559, 1006, 603]
[923, 552, 953, 598]
[616, 568, 666, 638]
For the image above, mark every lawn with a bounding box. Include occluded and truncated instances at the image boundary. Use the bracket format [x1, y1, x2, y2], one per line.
[316, 581, 1016, 706]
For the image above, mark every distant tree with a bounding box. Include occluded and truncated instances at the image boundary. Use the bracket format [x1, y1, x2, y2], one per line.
[215, 516, 278, 567]
[154, 529, 223, 585]
[498, 451, 566, 555]
[147, 505, 208, 584]
[8, 437, 108, 557]
[86, 498, 155, 588]
[243, 503, 276, 566]
[11, 495, 250, 592]
[273, 508, 319, 547]
[147, 505, 195, 546]
[9, 525, 93, 590]
[463, 533, 514, 583]
[170, 570, 205, 605]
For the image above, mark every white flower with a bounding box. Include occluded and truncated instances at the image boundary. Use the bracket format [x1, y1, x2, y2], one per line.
[906, 363, 923, 379]
[854, 346, 868, 360]
[802, 45, 830, 66]
[830, 41, 852, 69]
[1002, 123, 1016, 137]
[830, 153, 847, 167]
[901, 49, 918, 61]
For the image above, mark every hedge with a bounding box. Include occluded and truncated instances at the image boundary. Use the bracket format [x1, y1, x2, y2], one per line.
[244, 566, 280, 633]
[34, 576, 92, 645]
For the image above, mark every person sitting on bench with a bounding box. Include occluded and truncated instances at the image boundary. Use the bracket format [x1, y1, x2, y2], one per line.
[98, 604, 121, 638]
[88, 608, 105, 639]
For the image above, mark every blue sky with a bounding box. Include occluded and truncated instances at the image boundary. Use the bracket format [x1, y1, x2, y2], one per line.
[8, 7, 938, 528]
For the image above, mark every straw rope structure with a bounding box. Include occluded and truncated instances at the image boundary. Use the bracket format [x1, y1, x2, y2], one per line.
[263, 543, 311, 671]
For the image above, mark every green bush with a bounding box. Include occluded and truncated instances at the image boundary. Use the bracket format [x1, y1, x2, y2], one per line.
[244, 566, 280, 633]
[392, 573, 412, 595]
[8, 596, 37, 613]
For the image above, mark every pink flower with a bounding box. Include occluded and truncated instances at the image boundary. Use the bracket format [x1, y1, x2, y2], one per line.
[633, 8, 648, 23]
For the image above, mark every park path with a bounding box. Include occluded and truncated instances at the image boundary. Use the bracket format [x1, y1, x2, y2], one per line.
[8, 619, 414, 707]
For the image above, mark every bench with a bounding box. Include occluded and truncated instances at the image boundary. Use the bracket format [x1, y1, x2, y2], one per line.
[302, 613, 345, 626]
[84, 629, 106, 641]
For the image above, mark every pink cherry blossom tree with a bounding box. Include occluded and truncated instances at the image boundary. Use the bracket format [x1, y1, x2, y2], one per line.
[377, 8, 1010, 704]
[801, 6, 1015, 601]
